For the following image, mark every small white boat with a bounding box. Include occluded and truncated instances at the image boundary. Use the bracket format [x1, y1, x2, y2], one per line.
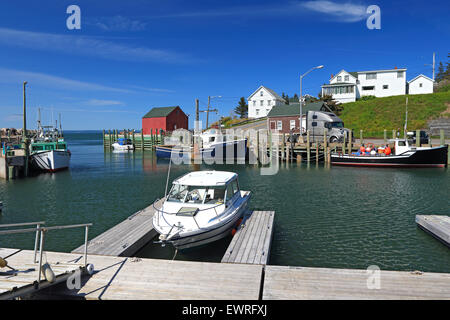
[112, 138, 134, 151]
[152, 171, 251, 249]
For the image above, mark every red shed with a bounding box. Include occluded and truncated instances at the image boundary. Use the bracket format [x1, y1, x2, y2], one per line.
[142, 106, 188, 134]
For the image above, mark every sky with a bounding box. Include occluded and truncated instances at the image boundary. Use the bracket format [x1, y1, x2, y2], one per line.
[0, 0, 449, 130]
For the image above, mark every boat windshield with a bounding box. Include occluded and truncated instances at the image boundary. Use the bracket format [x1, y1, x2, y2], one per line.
[330, 122, 344, 128]
[167, 184, 226, 205]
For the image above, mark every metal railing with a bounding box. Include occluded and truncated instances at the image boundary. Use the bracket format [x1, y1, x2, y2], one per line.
[0, 222, 92, 284]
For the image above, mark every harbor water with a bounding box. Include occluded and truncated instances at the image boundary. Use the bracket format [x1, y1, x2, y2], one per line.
[0, 131, 449, 272]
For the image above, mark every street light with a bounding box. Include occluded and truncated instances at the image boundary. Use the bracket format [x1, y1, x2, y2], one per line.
[300, 65, 324, 135]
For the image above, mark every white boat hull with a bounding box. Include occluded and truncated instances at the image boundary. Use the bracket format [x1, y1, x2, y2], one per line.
[31, 150, 71, 172]
[154, 191, 251, 250]
[112, 143, 134, 151]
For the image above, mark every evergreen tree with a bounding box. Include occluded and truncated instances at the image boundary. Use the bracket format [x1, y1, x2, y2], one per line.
[285, 94, 290, 105]
[293, 93, 299, 102]
[234, 97, 248, 119]
[436, 62, 445, 82]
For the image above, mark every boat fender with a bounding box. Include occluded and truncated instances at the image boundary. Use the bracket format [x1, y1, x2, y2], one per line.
[0, 257, 7, 268]
[370, 150, 376, 155]
[86, 263, 95, 275]
[360, 146, 365, 153]
[42, 263, 55, 283]
[385, 147, 391, 155]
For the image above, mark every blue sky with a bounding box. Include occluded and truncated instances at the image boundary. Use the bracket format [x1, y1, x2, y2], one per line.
[0, 0, 448, 130]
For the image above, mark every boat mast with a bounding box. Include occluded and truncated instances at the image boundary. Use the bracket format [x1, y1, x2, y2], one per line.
[404, 97, 408, 138]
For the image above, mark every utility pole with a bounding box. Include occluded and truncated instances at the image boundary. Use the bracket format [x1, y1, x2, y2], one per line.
[23, 81, 29, 177]
[206, 96, 211, 130]
[425, 52, 436, 81]
[195, 99, 200, 133]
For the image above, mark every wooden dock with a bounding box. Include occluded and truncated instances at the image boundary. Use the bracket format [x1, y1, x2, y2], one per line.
[0, 248, 85, 300]
[72, 200, 162, 256]
[416, 215, 450, 247]
[19, 249, 263, 300]
[222, 211, 275, 265]
[263, 266, 450, 300]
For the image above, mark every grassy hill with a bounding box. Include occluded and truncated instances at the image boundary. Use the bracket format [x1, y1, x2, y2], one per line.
[339, 91, 450, 138]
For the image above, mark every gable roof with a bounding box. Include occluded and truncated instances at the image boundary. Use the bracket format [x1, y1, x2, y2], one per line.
[248, 85, 285, 101]
[329, 70, 357, 83]
[143, 106, 180, 118]
[408, 74, 434, 83]
[267, 102, 331, 117]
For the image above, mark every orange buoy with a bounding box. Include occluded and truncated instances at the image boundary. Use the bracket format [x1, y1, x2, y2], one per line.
[384, 146, 391, 155]
[360, 146, 365, 153]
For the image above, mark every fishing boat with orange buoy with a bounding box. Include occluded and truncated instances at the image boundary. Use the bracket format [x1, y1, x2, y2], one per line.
[331, 138, 448, 168]
[152, 171, 251, 249]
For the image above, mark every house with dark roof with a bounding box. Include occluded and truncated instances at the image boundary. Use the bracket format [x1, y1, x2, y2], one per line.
[142, 106, 188, 134]
[267, 101, 331, 134]
[247, 85, 287, 118]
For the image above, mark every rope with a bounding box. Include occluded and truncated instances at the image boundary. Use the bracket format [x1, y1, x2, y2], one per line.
[172, 249, 178, 261]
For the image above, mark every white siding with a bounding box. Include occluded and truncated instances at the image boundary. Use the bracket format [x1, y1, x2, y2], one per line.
[248, 86, 285, 118]
[408, 75, 434, 95]
[357, 70, 406, 98]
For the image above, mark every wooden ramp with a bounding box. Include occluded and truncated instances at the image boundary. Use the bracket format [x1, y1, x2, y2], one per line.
[222, 211, 275, 265]
[0, 248, 85, 300]
[27, 250, 263, 300]
[72, 200, 162, 256]
[263, 266, 450, 300]
[416, 215, 450, 247]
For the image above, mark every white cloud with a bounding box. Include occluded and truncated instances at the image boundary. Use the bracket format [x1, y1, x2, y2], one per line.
[0, 68, 132, 93]
[0, 28, 192, 63]
[86, 99, 124, 106]
[87, 16, 148, 31]
[299, 1, 368, 22]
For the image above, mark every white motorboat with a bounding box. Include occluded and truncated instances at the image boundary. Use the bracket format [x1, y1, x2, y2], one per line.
[152, 171, 251, 249]
[112, 138, 134, 151]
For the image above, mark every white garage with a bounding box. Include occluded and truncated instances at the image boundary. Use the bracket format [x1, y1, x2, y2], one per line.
[408, 74, 434, 95]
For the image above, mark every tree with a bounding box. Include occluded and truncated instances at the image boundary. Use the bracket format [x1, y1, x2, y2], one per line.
[285, 94, 290, 105]
[436, 62, 445, 82]
[234, 97, 248, 118]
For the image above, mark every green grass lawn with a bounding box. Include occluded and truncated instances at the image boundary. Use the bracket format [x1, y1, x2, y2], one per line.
[340, 91, 450, 138]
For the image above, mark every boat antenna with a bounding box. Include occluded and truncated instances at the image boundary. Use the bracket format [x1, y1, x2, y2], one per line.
[404, 97, 408, 137]
[59, 113, 63, 137]
[164, 150, 173, 199]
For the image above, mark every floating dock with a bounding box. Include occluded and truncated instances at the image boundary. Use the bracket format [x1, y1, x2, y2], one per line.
[0, 248, 86, 300]
[263, 266, 450, 299]
[72, 200, 163, 256]
[416, 215, 450, 247]
[222, 211, 275, 265]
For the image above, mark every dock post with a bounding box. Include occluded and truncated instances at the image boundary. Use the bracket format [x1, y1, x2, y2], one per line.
[348, 130, 352, 153]
[256, 130, 260, 164]
[102, 129, 105, 148]
[150, 129, 154, 147]
[392, 129, 396, 139]
[141, 129, 144, 151]
[343, 134, 346, 155]
[440, 129, 445, 146]
[281, 134, 285, 161]
[360, 130, 363, 146]
[315, 143, 319, 164]
[306, 130, 310, 163]
[416, 129, 421, 147]
[327, 146, 331, 164]
[132, 130, 135, 147]
[384, 129, 387, 145]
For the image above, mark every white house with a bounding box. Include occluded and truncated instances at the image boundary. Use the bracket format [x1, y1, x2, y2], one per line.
[321, 68, 407, 104]
[407, 74, 434, 95]
[247, 85, 286, 118]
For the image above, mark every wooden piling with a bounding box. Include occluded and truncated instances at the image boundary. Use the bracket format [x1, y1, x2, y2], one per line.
[416, 129, 421, 148]
[360, 130, 363, 145]
[306, 130, 310, 163]
[440, 129, 445, 146]
[315, 143, 319, 164]
[141, 129, 144, 151]
[392, 129, 396, 140]
[384, 129, 387, 145]
[342, 134, 346, 155]
[348, 130, 352, 153]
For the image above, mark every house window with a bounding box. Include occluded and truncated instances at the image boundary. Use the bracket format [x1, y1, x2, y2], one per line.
[366, 73, 377, 80]
[260, 100, 264, 106]
[260, 91, 264, 96]
[290, 120, 296, 130]
[277, 121, 282, 130]
[362, 86, 375, 91]
[268, 100, 271, 106]
[337, 76, 342, 82]
[256, 109, 259, 116]
[383, 85, 389, 89]
[419, 83, 423, 87]
[344, 75, 349, 81]
[253, 101, 256, 106]
[397, 72, 404, 78]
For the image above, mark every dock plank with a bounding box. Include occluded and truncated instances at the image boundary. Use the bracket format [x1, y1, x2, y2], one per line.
[222, 211, 275, 265]
[72, 200, 162, 256]
[416, 215, 450, 247]
[263, 266, 450, 300]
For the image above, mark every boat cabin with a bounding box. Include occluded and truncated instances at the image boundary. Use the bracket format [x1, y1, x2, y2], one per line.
[167, 171, 240, 207]
[31, 141, 67, 152]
